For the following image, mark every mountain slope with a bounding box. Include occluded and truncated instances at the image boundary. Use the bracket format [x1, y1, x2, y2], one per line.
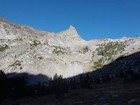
[0, 17, 140, 81]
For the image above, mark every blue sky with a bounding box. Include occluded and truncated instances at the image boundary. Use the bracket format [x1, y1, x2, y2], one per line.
[0, 0, 140, 40]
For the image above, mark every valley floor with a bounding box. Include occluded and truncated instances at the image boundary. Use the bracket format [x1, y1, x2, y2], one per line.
[1, 79, 140, 105]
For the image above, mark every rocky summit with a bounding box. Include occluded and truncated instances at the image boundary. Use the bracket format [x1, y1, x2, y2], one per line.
[0, 17, 140, 81]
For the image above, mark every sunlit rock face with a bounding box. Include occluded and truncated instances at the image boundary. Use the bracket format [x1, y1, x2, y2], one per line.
[0, 17, 140, 81]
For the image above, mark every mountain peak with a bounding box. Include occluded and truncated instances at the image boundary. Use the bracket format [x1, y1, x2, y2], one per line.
[0, 17, 140, 84]
[68, 25, 77, 32]
[54, 25, 83, 43]
[68, 25, 77, 33]
[69, 25, 75, 30]
[65, 25, 82, 40]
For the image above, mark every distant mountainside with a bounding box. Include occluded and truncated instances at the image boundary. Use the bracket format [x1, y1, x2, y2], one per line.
[73, 51, 140, 81]
[0, 17, 140, 82]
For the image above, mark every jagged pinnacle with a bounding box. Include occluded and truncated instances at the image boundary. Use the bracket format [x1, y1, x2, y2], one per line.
[69, 25, 75, 30]
[68, 25, 78, 34]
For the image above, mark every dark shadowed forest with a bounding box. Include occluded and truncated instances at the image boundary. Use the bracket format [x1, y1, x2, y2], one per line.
[1, 52, 140, 105]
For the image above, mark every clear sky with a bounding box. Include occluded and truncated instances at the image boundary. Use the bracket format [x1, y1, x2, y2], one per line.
[0, 0, 140, 40]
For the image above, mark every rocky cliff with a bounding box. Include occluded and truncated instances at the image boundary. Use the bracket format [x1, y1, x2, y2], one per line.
[0, 17, 140, 80]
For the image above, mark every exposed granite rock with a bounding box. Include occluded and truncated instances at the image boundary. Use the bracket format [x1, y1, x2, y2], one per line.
[0, 17, 140, 83]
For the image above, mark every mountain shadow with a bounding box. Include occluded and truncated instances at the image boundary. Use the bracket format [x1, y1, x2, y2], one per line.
[6, 72, 49, 85]
[0, 72, 49, 103]
[1, 52, 140, 104]
[69, 51, 140, 83]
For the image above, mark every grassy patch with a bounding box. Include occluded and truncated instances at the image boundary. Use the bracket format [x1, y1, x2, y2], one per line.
[96, 42, 125, 60]
[92, 58, 104, 69]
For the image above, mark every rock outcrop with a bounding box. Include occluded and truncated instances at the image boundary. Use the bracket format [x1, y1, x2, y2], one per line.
[0, 17, 140, 82]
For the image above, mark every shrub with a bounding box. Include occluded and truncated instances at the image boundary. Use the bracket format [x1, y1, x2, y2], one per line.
[0, 44, 9, 51]
[92, 58, 104, 69]
[96, 42, 125, 59]
[53, 46, 66, 55]
[10, 60, 21, 68]
[30, 40, 41, 46]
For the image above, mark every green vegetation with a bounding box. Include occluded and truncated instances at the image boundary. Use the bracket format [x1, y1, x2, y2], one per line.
[20, 67, 23, 70]
[38, 56, 43, 60]
[96, 42, 125, 60]
[10, 60, 21, 68]
[92, 58, 104, 69]
[30, 40, 41, 46]
[1, 57, 140, 104]
[92, 42, 125, 69]
[0, 44, 9, 51]
[53, 46, 66, 55]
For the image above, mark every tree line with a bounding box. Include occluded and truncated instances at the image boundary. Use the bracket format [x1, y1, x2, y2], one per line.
[0, 68, 140, 102]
